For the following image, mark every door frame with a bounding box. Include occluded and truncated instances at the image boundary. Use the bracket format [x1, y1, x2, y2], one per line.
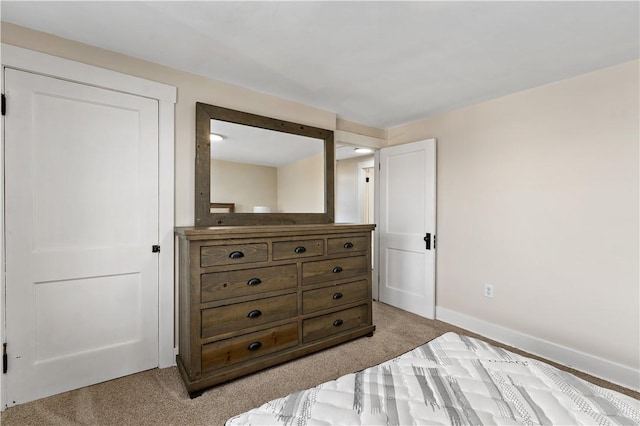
[0, 44, 177, 410]
[373, 151, 381, 301]
[356, 158, 378, 299]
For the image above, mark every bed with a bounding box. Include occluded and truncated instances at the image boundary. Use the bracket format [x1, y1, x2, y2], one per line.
[226, 332, 639, 425]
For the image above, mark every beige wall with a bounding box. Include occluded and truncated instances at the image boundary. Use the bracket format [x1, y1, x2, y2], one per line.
[389, 60, 640, 370]
[337, 118, 387, 140]
[277, 153, 324, 213]
[212, 155, 326, 214]
[0, 23, 337, 226]
[210, 160, 277, 213]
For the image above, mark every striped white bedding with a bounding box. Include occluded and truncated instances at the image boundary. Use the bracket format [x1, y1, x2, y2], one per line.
[226, 332, 639, 425]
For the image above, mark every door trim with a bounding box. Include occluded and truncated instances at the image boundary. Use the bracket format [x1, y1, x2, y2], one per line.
[0, 44, 177, 410]
[373, 151, 381, 301]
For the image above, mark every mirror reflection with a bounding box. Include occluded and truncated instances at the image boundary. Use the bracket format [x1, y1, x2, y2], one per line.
[209, 119, 325, 214]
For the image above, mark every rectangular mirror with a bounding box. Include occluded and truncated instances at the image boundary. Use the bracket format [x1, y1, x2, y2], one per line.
[195, 102, 335, 226]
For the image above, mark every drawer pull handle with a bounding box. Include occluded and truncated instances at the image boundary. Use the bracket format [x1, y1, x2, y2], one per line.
[333, 319, 344, 327]
[332, 266, 343, 274]
[247, 342, 262, 351]
[343, 242, 354, 249]
[294, 246, 307, 254]
[247, 278, 262, 286]
[247, 310, 262, 319]
[229, 251, 245, 259]
[332, 292, 343, 300]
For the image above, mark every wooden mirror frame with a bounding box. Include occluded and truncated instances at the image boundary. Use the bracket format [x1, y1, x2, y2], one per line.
[195, 102, 335, 226]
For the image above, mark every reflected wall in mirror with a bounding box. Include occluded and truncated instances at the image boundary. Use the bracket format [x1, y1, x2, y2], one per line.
[210, 119, 324, 214]
[195, 103, 335, 226]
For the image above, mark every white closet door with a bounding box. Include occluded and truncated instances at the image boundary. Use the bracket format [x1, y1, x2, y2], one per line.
[379, 139, 436, 318]
[4, 68, 159, 405]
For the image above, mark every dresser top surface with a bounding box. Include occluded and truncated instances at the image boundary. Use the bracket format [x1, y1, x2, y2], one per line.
[175, 223, 376, 240]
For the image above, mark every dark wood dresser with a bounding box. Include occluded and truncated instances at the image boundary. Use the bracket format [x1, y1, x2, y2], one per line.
[175, 224, 376, 397]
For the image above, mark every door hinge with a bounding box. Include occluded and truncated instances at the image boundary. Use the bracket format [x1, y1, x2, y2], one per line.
[152, 245, 160, 253]
[433, 235, 436, 249]
[1, 94, 6, 116]
[3, 343, 7, 374]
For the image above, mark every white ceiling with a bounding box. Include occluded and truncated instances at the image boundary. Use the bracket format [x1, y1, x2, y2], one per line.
[210, 118, 324, 167]
[1, 1, 638, 129]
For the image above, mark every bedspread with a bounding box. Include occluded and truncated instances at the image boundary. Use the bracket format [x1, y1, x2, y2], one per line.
[226, 332, 639, 425]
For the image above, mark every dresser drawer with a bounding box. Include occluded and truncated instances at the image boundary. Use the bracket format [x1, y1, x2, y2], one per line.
[302, 280, 368, 314]
[202, 293, 298, 338]
[201, 264, 297, 302]
[201, 243, 268, 267]
[201, 323, 298, 372]
[273, 239, 324, 260]
[327, 236, 368, 254]
[302, 305, 368, 343]
[302, 255, 368, 286]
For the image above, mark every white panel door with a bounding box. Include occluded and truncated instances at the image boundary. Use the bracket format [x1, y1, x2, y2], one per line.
[4, 68, 159, 405]
[379, 139, 436, 318]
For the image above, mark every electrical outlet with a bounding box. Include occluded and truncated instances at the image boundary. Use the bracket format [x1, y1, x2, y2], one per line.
[483, 284, 494, 298]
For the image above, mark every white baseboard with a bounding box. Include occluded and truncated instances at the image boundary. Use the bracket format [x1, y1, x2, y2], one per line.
[435, 306, 640, 392]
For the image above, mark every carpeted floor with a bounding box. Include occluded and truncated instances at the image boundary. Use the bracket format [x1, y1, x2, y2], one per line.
[2, 301, 638, 425]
